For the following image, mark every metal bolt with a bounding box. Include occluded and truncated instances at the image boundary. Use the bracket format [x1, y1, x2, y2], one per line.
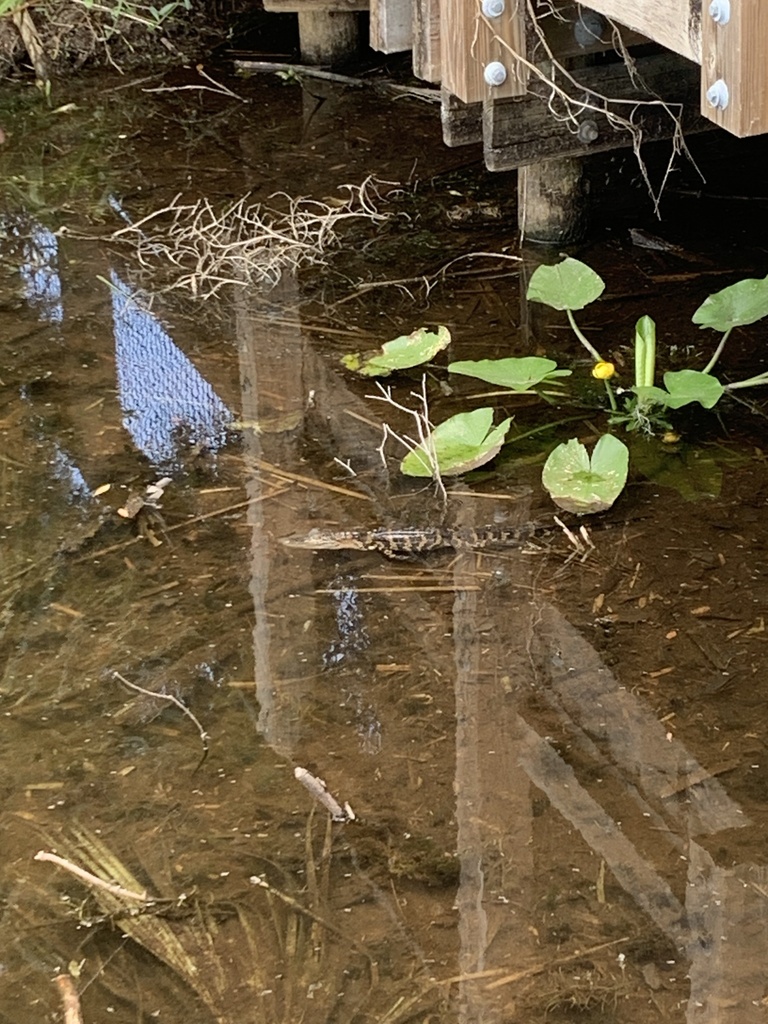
[706, 79, 729, 110]
[574, 10, 605, 47]
[709, 0, 730, 24]
[484, 61, 507, 87]
[481, 0, 505, 17]
[577, 120, 599, 144]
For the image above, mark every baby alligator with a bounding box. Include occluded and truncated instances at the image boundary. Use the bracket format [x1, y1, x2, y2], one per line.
[280, 523, 543, 558]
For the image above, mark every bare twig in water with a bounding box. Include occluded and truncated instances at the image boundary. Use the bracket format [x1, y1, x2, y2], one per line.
[108, 177, 391, 297]
[142, 64, 248, 102]
[329, 250, 522, 309]
[113, 671, 209, 768]
[54, 975, 84, 1024]
[294, 766, 355, 822]
[235, 60, 440, 103]
[369, 375, 446, 503]
[34, 850, 150, 902]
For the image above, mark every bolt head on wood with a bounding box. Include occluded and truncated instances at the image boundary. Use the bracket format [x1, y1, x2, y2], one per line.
[706, 78, 730, 109]
[483, 61, 507, 87]
[481, 0, 505, 17]
[709, 0, 730, 24]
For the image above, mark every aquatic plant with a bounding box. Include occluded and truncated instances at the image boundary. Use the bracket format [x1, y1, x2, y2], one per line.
[527, 258, 768, 433]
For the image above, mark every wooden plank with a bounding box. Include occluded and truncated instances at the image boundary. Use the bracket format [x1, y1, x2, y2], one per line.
[701, 0, 768, 137]
[264, 0, 368, 10]
[440, 88, 482, 147]
[576, 0, 700, 63]
[483, 51, 709, 171]
[412, 0, 441, 82]
[370, 0, 413, 52]
[440, 0, 527, 104]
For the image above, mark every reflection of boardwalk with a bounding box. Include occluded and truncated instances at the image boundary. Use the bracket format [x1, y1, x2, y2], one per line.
[111, 270, 231, 466]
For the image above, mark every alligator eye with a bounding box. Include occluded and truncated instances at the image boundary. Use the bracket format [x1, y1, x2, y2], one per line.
[592, 361, 615, 380]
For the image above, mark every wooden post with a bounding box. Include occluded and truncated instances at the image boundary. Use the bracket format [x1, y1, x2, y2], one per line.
[440, 0, 527, 103]
[298, 10, 359, 63]
[517, 157, 588, 245]
[412, 0, 440, 81]
[701, 0, 768, 137]
[370, 0, 413, 52]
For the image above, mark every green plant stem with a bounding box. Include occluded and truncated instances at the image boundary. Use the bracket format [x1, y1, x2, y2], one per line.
[509, 415, 586, 444]
[702, 327, 732, 375]
[603, 380, 618, 412]
[566, 309, 603, 363]
[724, 372, 768, 390]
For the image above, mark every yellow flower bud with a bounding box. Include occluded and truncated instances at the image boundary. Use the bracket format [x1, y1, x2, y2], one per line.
[592, 361, 615, 380]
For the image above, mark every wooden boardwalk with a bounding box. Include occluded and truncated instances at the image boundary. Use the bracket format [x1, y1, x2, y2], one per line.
[264, 0, 768, 172]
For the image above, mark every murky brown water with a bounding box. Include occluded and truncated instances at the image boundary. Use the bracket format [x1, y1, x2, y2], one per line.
[3, 66, 768, 1024]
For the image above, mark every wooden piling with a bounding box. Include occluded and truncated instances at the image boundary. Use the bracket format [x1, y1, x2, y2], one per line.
[517, 158, 588, 245]
[298, 10, 359, 63]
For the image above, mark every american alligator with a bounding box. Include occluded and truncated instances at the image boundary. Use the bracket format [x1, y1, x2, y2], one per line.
[280, 522, 546, 558]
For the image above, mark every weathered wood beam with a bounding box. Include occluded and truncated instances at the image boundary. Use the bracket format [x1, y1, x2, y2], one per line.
[483, 51, 708, 171]
[370, 0, 413, 52]
[413, 0, 441, 82]
[264, 0, 367, 9]
[576, 0, 700, 63]
[701, 0, 768, 137]
[441, 88, 482, 147]
[298, 10, 359, 62]
[440, 0, 527, 104]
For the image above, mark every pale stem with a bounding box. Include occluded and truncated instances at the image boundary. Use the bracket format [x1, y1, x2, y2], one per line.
[566, 309, 603, 363]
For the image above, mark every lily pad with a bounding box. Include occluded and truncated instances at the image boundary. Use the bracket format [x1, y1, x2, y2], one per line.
[692, 275, 768, 332]
[448, 356, 571, 391]
[542, 434, 628, 514]
[526, 258, 605, 311]
[661, 370, 723, 409]
[400, 407, 512, 477]
[341, 325, 451, 377]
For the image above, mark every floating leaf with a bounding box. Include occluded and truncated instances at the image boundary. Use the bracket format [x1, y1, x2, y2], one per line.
[661, 370, 723, 409]
[526, 258, 605, 311]
[341, 325, 451, 377]
[542, 434, 628, 514]
[448, 356, 571, 391]
[400, 407, 512, 477]
[692, 275, 768, 332]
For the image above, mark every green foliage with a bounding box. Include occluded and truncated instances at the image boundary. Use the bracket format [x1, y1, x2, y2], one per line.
[448, 356, 571, 391]
[342, 326, 451, 377]
[693, 274, 768, 332]
[400, 408, 512, 478]
[526, 257, 605, 311]
[634, 316, 656, 388]
[542, 435, 629, 514]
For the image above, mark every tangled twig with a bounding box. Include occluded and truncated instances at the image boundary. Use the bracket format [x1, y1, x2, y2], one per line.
[108, 176, 392, 297]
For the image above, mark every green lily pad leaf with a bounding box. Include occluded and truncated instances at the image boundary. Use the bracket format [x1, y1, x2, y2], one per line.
[662, 370, 724, 409]
[542, 434, 628, 514]
[526, 257, 605, 311]
[400, 407, 512, 477]
[632, 371, 724, 410]
[341, 325, 451, 377]
[692, 274, 768, 332]
[448, 356, 571, 391]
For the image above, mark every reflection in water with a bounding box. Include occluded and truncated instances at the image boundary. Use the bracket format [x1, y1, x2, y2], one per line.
[110, 270, 231, 466]
[16, 221, 63, 324]
[323, 575, 370, 668]
[49, 444, 90, 502]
